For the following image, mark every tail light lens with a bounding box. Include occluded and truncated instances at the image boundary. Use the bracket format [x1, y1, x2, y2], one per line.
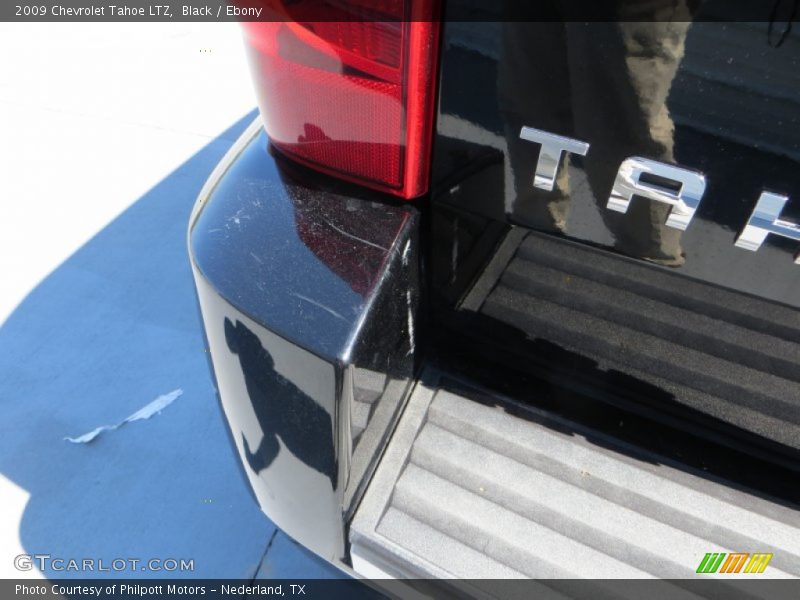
[240, 1, 440, 199]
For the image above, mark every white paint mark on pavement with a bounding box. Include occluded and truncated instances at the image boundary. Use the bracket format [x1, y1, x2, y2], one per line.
[65, 389, 183, 444]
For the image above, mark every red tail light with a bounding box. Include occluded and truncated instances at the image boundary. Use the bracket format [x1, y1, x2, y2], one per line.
[241, 1, 440, 199]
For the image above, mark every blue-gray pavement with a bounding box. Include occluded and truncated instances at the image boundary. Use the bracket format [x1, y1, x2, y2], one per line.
[0, 112, 346, 581]
[254, 532, 348, 580]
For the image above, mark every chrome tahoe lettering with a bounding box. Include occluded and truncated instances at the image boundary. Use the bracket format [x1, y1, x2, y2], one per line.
[608, 157, 706, 231]
[736, 192, 800, 264]
[519, 126, 590, 192]
[520, 127, 798, 263]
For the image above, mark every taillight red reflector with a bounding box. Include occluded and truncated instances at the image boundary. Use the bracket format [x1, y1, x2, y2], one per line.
[241, 2, 439, 199]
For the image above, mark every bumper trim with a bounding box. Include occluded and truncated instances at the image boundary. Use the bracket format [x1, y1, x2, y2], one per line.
[189, 121, 420, 563]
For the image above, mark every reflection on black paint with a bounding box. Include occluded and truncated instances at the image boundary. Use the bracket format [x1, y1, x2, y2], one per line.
[191, 128, 418, 557]
[498, 13, 695, 266]
[224, 318, 338, 489]
[268, 144, 409, 298]
[293, 197, 391, 297]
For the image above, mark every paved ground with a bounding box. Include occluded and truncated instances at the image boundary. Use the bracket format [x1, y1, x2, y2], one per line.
[0, 23, 345, 581]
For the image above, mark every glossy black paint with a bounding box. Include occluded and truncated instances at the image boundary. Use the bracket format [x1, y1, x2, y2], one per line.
[432, 14, 800, 304]
[190, 128, 419, 562]
[427, 12, 800, 460]
[189, 6, 800, 568]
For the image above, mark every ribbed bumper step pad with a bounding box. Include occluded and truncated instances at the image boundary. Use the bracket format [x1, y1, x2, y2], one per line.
[350, 373, 800, 593]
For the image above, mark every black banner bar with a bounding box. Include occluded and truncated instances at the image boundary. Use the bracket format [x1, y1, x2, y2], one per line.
[4, 579, 800, 600]
[1, 0, 796, 22]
